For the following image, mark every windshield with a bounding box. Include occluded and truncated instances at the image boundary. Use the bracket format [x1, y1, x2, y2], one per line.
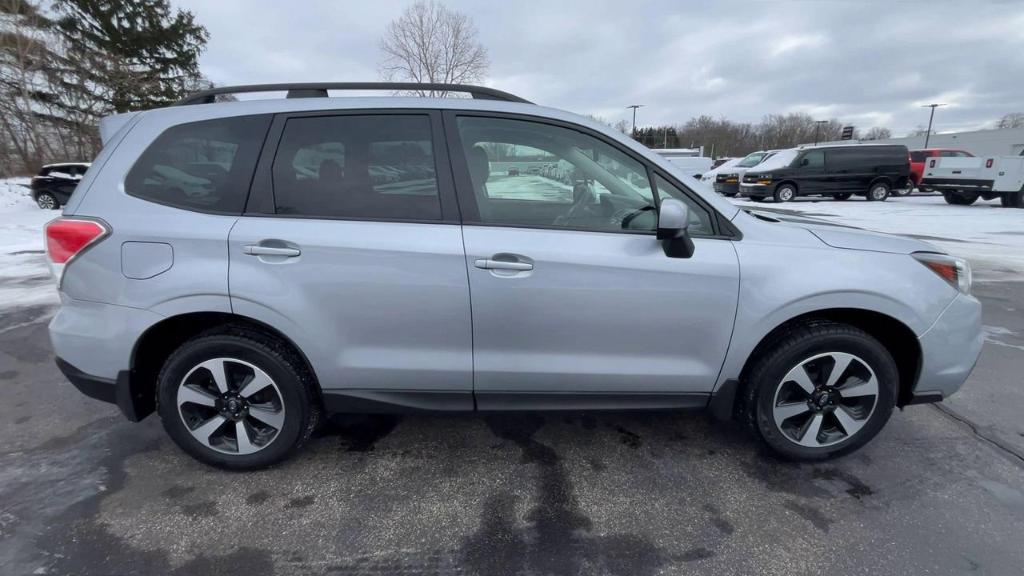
[750, 149, 799, 172]
[737, 152, 769, 167]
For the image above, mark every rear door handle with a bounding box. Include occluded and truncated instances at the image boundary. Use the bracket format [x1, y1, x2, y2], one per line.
[474, 259, 533, 271]
[244, 245, 301, 257]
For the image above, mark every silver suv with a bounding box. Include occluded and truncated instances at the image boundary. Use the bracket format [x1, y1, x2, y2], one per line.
[46, 83, 983, 470]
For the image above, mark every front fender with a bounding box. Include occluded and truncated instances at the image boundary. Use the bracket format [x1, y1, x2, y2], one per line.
[716, 240, 957, 391]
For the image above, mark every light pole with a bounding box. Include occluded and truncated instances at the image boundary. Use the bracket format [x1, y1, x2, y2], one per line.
[813, 120, 829, 145]
[921, 103, 946, 148]
[627, 104, 644, 135]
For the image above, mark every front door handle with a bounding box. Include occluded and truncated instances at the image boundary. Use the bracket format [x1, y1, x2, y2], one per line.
[244, 245, 301, 257]
[474, 258, 533, 271]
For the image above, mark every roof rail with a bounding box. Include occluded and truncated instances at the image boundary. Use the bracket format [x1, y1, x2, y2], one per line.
[174, 82, 532, 106]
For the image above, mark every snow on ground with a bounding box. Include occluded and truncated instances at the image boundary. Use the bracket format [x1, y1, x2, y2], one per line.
[732, 194, 1024, 281]
[0, 178, 60, 314]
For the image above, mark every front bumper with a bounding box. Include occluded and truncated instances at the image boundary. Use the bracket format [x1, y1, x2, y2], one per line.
[714, 181, 740, 195]
[915, 293, 984, 400]
[739, 183, 770, 197]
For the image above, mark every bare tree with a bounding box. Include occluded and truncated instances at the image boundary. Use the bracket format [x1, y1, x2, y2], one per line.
[378, 1, 488, 96]
[862, 127, 892, 140]
[613, 119, 630, 134]
[996, 113, 1024, 129]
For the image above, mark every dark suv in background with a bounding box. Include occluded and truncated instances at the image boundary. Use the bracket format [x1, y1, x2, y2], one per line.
[30, 162, 91, 209]
[740, 144, 910, 202]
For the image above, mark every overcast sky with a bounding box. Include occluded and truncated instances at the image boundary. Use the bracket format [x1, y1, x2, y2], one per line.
[175, 0, 1024, 136]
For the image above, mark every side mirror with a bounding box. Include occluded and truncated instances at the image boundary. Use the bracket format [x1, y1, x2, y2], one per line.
[657, 198, 695, 258]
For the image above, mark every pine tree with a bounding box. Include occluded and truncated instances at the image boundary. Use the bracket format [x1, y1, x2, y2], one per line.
[48, 0, 208, 114]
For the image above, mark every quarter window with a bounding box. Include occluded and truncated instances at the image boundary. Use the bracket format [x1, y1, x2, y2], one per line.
[272, 115, 442, 220]
[455, 116, 658, 233]
[654, 175, 713, 236]
[125, 115, 270, 214]
[800, 150, 825, 168]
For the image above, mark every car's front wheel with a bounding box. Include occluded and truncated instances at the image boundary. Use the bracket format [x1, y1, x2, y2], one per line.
[773, 184, 797, 203]
[743, 321, 897, 460]
[36, 192, 59, 210]
[157, 327, 321, 470]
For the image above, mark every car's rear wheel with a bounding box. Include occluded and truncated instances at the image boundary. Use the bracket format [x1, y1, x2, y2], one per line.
[773, 184, 797, 203]
[742, 321, 897, 460]
[832, 192, 853, 201]
[943, 191, 979, 205]
[1000, 192, 1023, 208]
[157, 328, 320, 470]
[867, 182, 890, 201]
[36, 192, 59, 210]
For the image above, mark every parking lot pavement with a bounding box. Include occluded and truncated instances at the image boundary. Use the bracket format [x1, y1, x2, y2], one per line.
[2, 300, 1024, 576]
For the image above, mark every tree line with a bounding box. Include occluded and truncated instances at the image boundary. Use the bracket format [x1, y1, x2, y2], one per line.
[0, 0, 208, 175]
[617, 110, 1024, 158]
[602, 113, 891, 158]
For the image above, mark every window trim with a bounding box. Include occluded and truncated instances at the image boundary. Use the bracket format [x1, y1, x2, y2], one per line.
[124, 114, 273, 216]
[245, 108, 460, 224]
[442, 110, 735, 239]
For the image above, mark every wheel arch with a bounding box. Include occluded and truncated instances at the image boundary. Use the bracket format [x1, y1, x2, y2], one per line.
[868, 175, 894, 190]
[774, 180, 799, 194]
[723, 308, 921, 418]
[127, 311, 323, 421]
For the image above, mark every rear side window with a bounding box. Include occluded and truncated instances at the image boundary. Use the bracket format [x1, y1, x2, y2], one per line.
[910, 151, 928, 162]
[126, 115, 270, 214]
[939, 150, 971, 158]
[271, 114, 441, 220]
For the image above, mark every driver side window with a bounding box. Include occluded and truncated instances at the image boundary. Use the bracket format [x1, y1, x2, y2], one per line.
[456, 116, 656, 233]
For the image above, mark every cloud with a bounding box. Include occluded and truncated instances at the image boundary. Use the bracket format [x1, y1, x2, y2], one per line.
[175, 0, 1024, 136]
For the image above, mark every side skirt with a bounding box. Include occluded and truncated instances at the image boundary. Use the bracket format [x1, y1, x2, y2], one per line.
[321, 389, 710, 414]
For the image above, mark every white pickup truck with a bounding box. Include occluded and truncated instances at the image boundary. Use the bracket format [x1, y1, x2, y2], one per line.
[921, 150, 1024, 208]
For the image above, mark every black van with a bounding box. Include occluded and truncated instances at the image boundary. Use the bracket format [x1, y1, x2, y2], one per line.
[739, 144, 910, 202]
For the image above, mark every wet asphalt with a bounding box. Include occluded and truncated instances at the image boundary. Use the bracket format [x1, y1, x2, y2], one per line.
[1, 281, 1023, 576]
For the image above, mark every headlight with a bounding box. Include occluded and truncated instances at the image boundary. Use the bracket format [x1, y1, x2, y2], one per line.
[913, 253, 971, 294]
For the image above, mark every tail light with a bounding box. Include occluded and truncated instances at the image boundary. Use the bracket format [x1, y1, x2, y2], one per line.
[44, 217, 109, 286]
[986, 158, 994, 168]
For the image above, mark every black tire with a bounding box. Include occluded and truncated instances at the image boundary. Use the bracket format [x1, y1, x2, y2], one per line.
[867, 182, 890, 201]
[943, 191, 978, 206]
[157, 326, 321, 470]
[1000, 192, 1023, 208]
[832, 193, 853, 201]
[773, 183, 797, 203]
[741, 320, 898, 461]
[36, 192, 60, 210]
[722, 192, 737, 198]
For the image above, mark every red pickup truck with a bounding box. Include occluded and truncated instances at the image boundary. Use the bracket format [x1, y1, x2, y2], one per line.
[909, 149, 973, 193]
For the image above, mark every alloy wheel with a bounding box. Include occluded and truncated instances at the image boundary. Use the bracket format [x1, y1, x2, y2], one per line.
[37, 194, 56, 209]
[771, 352, 879, 448]
[177, 357, 286, 455]
[870, 185, 888, 200]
